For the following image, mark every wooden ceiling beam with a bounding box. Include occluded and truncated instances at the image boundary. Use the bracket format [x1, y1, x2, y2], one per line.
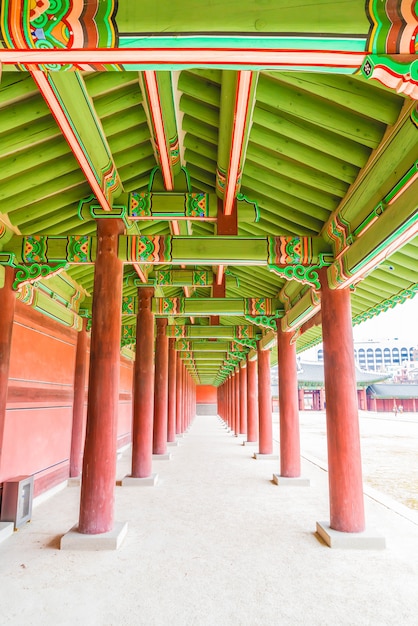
[30, 71, 122, 212]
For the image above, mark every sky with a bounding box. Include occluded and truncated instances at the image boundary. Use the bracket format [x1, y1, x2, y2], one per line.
[352, 296, 418, 345]
[302, 295, 418, 361]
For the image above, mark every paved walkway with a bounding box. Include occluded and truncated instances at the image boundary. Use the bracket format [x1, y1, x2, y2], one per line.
[2, 413, 418, 625]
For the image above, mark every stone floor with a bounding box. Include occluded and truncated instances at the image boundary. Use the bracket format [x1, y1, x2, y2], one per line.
[1, 411, 418, 625]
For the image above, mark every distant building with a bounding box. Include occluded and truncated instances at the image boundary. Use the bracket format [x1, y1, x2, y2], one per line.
[315, 338, 417, 376]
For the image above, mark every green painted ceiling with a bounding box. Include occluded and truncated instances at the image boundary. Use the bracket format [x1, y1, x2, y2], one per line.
[0, 66, 417, 384]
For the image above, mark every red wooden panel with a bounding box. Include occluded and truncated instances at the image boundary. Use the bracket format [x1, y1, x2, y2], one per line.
[0, 407, 72, 483]
[196, 385, 217, 403]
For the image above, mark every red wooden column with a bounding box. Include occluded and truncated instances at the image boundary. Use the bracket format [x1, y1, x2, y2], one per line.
[257, 343, 273, 455]
[239, 361, 247, 435]
[276, 326, 301, 478]
[225, 377, 230, 428]
[131, 288, 155, 478]
[153, 318, 169, 454]
[70, 318, 89, 478]
[320, 270, 365, 533]
[79, 219, 124, 535]
[181, 363, 186, 432]
[298, 388, 305, 411]
[234, 368, 240, 436]
[167, 338, 177, 442]
[217, 385, 223, 421]
[230, 372, 236, 432]
[246, 357, 258, 442]
[176, 354, 182, 434]
[0, 266, 16, 473]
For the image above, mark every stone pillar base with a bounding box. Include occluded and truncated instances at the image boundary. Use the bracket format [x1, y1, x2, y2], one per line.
[242, 440, 257, 446]
[253, 453, 279, 460]
[273, 474, 310, 486]
[316, 521, 386, 549]
[60, 521, 128, 551]
[121, 474, 158, 486]
[67, 477, 81, 487]
[167, 441, 180, 447]
[152, 453, 172, 460]
[0, 522, 14, 544]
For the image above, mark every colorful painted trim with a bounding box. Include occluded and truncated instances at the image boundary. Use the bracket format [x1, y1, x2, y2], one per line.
[121, 325, 136, 347]
[267, 236, 314, 265]
[361, 54, 418, 99]
[353, 283, 418, 325]
[129, 235, 172, 264]
[67, 236, 93, 263]
[269, 253, 332, 290]
[244, 313, 281, 330]
[1, 0, 118, 70]
[128, 191, 211, 220]
[325, 213, 351, 256]
[243, 297, 272, 316]
[166, 325, 186, 338]
[366, 0, 418, 54]
[155, 297, 184, 316]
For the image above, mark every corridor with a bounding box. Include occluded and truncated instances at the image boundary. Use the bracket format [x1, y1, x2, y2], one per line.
[2, 413, 418, 625]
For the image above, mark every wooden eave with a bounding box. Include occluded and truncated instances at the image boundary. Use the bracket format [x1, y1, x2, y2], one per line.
[1, 2, 417, 384]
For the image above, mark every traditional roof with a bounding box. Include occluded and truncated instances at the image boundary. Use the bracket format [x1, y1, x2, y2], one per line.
[296, 362, 389, 388]
[368, 384, 418, 399]
[0, 3, 417, 385]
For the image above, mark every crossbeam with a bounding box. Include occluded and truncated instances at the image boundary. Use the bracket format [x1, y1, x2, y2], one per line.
[4, 235, 328, 267]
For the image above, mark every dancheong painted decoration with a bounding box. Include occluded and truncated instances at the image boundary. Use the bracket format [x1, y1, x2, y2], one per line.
[0, 0, 417, 385]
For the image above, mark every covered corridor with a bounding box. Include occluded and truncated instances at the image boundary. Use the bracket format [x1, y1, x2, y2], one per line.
[2, 412, 418, 625]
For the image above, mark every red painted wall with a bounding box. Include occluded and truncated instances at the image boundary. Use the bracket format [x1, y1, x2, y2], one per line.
[1, 301, 134, 498]
[118, 356, 133, 447]
[2, 302, 77, 496]
[196, 385, 217, 404]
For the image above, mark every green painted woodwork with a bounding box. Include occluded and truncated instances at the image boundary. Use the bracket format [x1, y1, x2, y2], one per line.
[1, 5, 417, 384]
[256, 74, 386, 150]
[251, 105, 371, 169]
[242, 163, 340, 212]
[249, 123, 359, 185]
[264, 73, 403, 126]
[329, 192, 418, 289]
[176, 341, 247, 353]
[178, 72, 221, 109]
[331, 107, 418, 235]
[152, 297, 279, 317]
[115, 1, 369, 35]
[246, 143, 349, 197]
[281, 289, 321, 332]
[166, 325, 260, 340]
[45, 72, 122, 203]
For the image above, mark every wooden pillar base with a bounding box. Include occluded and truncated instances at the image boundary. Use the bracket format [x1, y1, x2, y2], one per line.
[316, 522, 385, 549]
[61, 521, 128, 550]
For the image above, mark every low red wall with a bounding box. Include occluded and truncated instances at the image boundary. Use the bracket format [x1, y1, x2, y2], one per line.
[2, 302, 77, 496]
[1, 301, 134, 498]
[196, 385, 217, 404]
[117, 356, 133, 447]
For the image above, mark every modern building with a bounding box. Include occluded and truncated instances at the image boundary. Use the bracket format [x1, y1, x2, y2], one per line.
[316, 339, 416, 372]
